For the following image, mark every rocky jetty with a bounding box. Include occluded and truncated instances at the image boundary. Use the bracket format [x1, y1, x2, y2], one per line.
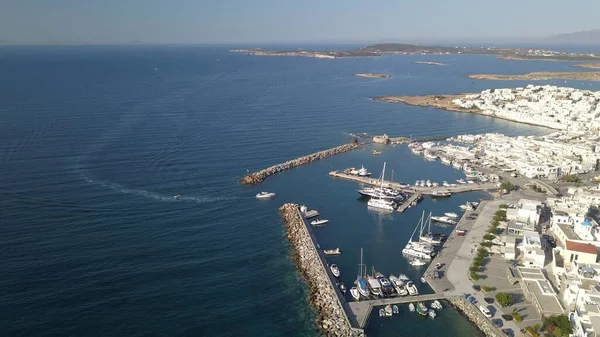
[447, 296, 504, 337]
[240, 142, 361, 185]
[279, 204, 363, 337]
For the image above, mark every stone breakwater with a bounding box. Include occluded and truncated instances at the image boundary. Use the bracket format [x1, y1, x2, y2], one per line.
[446, 296, 504, 337]
[240, 142, 361, 185]
[279, 204, 363, 337]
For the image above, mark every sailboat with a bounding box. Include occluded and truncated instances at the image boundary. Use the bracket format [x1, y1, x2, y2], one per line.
[402, 211, 436, 260]
[356, 248, 370, 298]
[358, 162, 402, 201]
[420, 212, 443, 245]
[367, 162, 398, 211]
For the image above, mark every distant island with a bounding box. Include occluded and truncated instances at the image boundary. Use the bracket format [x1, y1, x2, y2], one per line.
[467, 71, 600, 82]
[546, 29, 600, 44]
[575, 63, 600, 69]
[353, 73, 391, 78]
[414, 61, 447, 66]
[230, 43, 600, 62]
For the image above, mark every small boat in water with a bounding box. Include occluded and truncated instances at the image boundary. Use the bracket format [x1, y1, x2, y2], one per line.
[410, 259, 426, 267]
[338, 282, 346, 294]
[431, 216, 458, 225]
[330, 264, 340, 278]
[409, 303, 415, 312]
[428, 308, 437, 318]
[406, 281, 419, 296]
[255, 191, 276, 199]
[392, 305, 399, 315]
[398, 273, 410, 282]
[384, 304, 393, 317]
[310, 219, 329, 226]
[324, 248, 341, 255]
[173, 194, 182, 200]
[417, 302, 428, 316]
[431, 190, 451, 198]
[379, 309, 385, 317]
[444, 212, 459, 218]
[421, 276, 427, 284]
[350, 287, 360, 301]
[431, 300, 443, 310]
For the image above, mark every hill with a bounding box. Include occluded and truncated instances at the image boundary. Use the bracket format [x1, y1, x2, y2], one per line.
[546, 29, 600, 43]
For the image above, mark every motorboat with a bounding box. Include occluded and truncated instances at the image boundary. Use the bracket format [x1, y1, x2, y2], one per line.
[444, 212, 459, 218]
[406, 281, 419, 296]
[431, 300, 443, 310]
[417, 302, 427, 315]
[367, 276, 382, 297]
[459, 203, 475, 211]
[424, 151, 438, 161]
[440, 156, 452, 165]
[255, 191, 276, 199]
[428, 308, 437, 318]
[330, 264, 340, 278]
[421, 276, 427, 284]
[358, 165, 371, 177]
[452, 161, 463, 169]
[324, 248, 341, 255]
[377, 274, 395, 297]
[350, 287, 360, 301]
[465, 171, 480, 179]
[379, 308, 385, 317]
[300, 205, 319, 218]
[367, 197, 397, 211]
[384, 304, 393, 317]
[310, 219, 329, 226]
[410, 259, 426, 267]
[338, 282, 346, 294]
[409, 303, 415, 312]
[411, 147, 424, 155]
[358, 188, 401, 200]
[432, 182, 439, 187]
[456, 178, 466, 184]
[389, 275, 408, 296]
[431, 190, 451, 197]
[173, 194, 182, 200]
[442, 181, 449, 187]
[392, 305, 399, 315]
[425, 180, 432, 187]
[431, 216, 458, 225]
[398, 273, 410, 282]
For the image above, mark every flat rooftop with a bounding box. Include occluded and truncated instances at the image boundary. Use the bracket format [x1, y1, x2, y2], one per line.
[556, 222, 580, 241]
[523, 280, 565, 315]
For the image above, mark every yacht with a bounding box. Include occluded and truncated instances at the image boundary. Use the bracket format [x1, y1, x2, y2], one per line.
[358, 165, 371, 177]
[377, 274, 395, 297]
[357, 162, 402, 200]
[367, 275, 382, 297]
[407, 281, 419, 296]
[465, 171, 479, 179]
[456, 178, 466, 184]
[350, 287, 360, 301]
[410, 259, 426, 266]
[420, 215, 444, 245]
[367, 197, 397, 211]
[255, 191, 276, 199]
[444, 212, 459, 218]
[389, 275, 408, 296]
[442, 181, 450, 187]
[398, 273, 410, 282]
[431, 216, 458, 225]
[403, 211, 436, 260]
[431, 190, 451, 197]
[330, 264, 340, 278]
[310, 219, 329, 226]
[424, 151, 438, 161]
[425, 180, 432, 187]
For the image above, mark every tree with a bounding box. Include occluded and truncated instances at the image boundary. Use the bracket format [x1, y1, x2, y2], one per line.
[499, 204, 509, 209]
[500, 182, 515, 191]
[481, 286, 495, 292]
[481, 241, 493, 248]
[495, 292, 514, 307]
[543, 315, 572, 337]
[559, 174, 579, 183]
[470, 271, 481, 280]
[495, 210, 507, 218]
[483, 234, 495, 241]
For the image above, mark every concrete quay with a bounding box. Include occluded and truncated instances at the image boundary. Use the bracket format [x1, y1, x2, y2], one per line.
[396, 192, 421, 213]
[279, 204, 363, 337]
[240, 142, 361, 185]
[328, 171, 500, 195]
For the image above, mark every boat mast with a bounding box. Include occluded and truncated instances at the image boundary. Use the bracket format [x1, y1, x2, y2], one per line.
[381, 162, 386, 188]
[427, 212, 432, 235]
[408, 212, 424, 244]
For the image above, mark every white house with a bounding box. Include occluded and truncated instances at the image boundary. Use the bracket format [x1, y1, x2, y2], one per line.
[522, 231, 546, 268]
[561, 241, 599, 266]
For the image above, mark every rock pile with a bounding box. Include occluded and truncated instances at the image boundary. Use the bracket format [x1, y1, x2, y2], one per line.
[240, 143, 361, 185]
[279, 204, 363, 337]
[447, 296, 504, 337]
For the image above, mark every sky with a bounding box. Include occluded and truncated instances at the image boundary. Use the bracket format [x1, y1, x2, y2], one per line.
[1, 0, 599, 45]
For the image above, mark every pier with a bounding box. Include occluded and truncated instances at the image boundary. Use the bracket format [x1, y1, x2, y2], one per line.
[348, 293, 453, 328]
[396, 192, 421, 213]
[328, 171, 500, 195]
[240, 142, 361, 185]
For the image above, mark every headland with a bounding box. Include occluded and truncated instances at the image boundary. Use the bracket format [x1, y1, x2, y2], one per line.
[231, 44, 600, 61]
[467, 71, 600, 81]
[353, 73, 391, 79]
[373, 94, 481, 114]
[574, 63, 600, 69]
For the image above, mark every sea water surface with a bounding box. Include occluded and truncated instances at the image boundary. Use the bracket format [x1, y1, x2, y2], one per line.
[0, 45, 598, 337]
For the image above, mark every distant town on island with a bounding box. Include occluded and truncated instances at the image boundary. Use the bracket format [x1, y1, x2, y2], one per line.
[230, 43, 600, 62]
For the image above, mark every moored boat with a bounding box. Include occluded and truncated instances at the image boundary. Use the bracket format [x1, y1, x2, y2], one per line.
[330, 264, 340, 278]
[338, 282, 346, 294]
[358, 165, 371, 177]
[410, 259, 426, 266]
[431, 190, 451, 197]
[444, 212, 459, 218]
[384, 304, 393, 317]
[421, 276, 427, 284]
[431, 300, 443, 310]
[417, 302, 428, 316]
[367, 197, 397, 211]
[409, 303, 415, 312]
[428, 308, 437, 318]
[392, 305, 399, 315]
[431, 216, 458, 225]
[255, 191, 276, 199]
[350, 287, 360, 301]
[324, 248, 341, 255]
[310, 219, 329, 226]
[406, 281, 419, 296]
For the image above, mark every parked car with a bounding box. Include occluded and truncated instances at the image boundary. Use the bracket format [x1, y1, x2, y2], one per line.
[472, 285, 481, 291]
[501, 314, 513, 321]
[457, 230, 467, 236]
[502, 328, 514, 336]
[467, 295, 477, 304]
[492, 319, 503, 327]
[479, 305, 492, 318]
[484, 297, 494, 304]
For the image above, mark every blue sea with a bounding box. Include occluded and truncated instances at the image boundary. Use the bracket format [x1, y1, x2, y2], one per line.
[1, 45, 599, 337]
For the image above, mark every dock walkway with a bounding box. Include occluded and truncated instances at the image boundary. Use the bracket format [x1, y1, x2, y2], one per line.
[348, 293, 453, 328]
[396, 192, 421, 213]
[329, 171, 499, 195]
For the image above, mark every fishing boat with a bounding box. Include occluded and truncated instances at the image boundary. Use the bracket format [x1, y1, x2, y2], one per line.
[417, 302, 428, 316]
[410, 259, 426, 267]
[356, 248, 370, 298]
[310, 219, 329, 226]
[392, 305, 399, 315]
[409, 303, 415, 312]
[384, 304, 393, 317]
[350, 287, 360, 301]
[428, 308, 437, 318]
[431, 300, 443, 310]
[330, 264, 340, 278]
[406, 281, 419, 296]
[255, 191, 276, 199]
[421, 276, 427, 284]
[444, 212, 459, 218]
[324, 248, 341, 255]
[431, 190, 451, 198]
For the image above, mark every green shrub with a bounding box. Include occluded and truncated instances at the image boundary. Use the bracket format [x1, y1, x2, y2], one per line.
[542, 315, 572, 337]
[481, 286, 495, 292]
[481, 241, 493, 248]
[512, 312, 523, 322]
[483, 234, 495, 241]
[500, 182, 515, 191]
[470, 271, 480, 280]
[499, 204, 509, 209]
[495, 292, 514, 307]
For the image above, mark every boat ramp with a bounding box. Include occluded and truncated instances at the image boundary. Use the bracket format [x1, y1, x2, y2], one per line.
[328, 171, 499, 195]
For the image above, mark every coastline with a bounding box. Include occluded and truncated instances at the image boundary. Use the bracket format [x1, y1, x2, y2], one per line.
[373, 94, 559, 130]
[467, 71, 600, 81]
[574, 63, 600, 69]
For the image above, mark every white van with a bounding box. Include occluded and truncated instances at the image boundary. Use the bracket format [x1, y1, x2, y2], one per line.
[479, 305, 492, 318]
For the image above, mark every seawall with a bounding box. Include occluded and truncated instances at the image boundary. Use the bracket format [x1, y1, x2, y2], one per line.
[279, 203, 363, 337]
[240, 142, 361, 185]
[446, 296, 505, 337]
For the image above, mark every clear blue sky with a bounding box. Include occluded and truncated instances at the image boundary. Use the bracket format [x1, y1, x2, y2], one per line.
[1, 0, 599, 44]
